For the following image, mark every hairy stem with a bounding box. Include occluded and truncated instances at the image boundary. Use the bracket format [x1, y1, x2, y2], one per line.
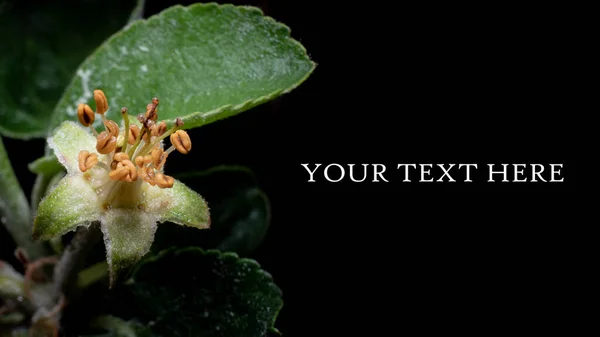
[53, 225, 102, 301]
[0, 136, 48, 259]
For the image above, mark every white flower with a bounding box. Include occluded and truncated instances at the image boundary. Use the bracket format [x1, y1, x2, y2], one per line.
[33, 90, 210, 285]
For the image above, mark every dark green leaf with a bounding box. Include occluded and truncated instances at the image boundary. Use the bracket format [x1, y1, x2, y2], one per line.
[112, 247, 283, 337]
[51, 3, 315, 134]
[153, 165, 271, 256]
[0, 0, 137, 139]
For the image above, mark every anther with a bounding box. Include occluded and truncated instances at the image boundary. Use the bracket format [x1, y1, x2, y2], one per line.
[145, 98, 159, 121]
[155, 172, 174, 188]
[96, 131, 117, 154]
[113, 152, 129, 162]
[109, 160, 137, 182]
[109, 165, 128, 181]
[140, 167, 156, 185]
[170, 130, 192, 154]
[94, 90, 108, 115]
[144, 118, 155, 131]
[111, 152, 129, 170]
[151, 148, 168, 170]
[104, 120, 119, 138]
[128, 125, 140, 145]
[77, 104, 95, 127]
[152, 121, 167, 137]
[78, 150, 98, 172]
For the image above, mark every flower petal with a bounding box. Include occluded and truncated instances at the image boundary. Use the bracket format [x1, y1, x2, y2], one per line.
[33, 174, 101, 240]
[100, 209, 158, 286]
[142, 179, 210, 229]
[47, 121, 98, 173]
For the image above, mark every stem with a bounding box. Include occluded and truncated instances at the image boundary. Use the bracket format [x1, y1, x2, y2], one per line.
[0, 136, 48, 259]
[53, 225, 102, 301]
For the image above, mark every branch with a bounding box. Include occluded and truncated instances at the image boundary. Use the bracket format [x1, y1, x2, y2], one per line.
[52, 225, 102, 301]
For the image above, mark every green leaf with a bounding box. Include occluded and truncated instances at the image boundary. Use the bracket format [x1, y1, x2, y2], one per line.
[33, 174, 101, 241]
[28, 154, 62, 176]
[154, 166, 270, 256]
[0, 137, 47, 259]
[0, 0, 137, 139]
[113, 247, 283, 337]
[51, 3, 315, 134]
[0, 260, 24, 299]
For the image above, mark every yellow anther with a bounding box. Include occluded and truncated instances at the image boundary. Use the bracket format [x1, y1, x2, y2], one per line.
[96, 131, 117, 154]
[170, 130, 191, 154]
[109, 160, 137, 182]
[134, 156, 144, 167]
[139, 167, 156, 185]
[104, 119, 119, 138]
[151, 121, 167, 137]
[78, 150, 98, 172]
[128, 125, 140, 145]
[155, 172, 174, 188]
[109, 165, 128, 181]
[122, 160, 137, 181]
[145, 98, 159, 122]
[151, 148, 168, 170]
[113, 152, 129, 162]
[94, 90, 108, 115]
[77, 104, 95, 127]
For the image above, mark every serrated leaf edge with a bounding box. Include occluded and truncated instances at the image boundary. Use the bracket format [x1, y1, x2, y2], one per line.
[49, 2, 316, 136]
[130, 246, 284, 333]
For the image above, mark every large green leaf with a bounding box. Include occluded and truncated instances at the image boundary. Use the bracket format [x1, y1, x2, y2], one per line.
[92, 247, 283, 337]
[0, 0, 137, 139]
[50, 3, 315, 134]
[153, 165, 271, 256]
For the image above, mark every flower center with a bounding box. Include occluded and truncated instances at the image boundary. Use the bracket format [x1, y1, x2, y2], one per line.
[76, 90, 192, 209]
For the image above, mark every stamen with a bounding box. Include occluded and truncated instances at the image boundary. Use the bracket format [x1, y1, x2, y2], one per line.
[155, 172, 174, 188]
[139, 167, 156, 185]
[144, 117, 185, 152]
[134, 154, 152, 168]
[113, 152, 129, 162]
[78, 150, 98, 172]
[77, 103, 95, 127]
[145, 97, 159, 122]
[151, 121, 167, 137]
[88, 125, 98, 137]
[151, 148, 168, 170]
[94, 90, 108, 115]
[104, 120, 119, 138]
[96, 131, 117, 154]
[170, 130, 192, 154]
[128, 125, 140, 145]
[164, 146, 177, 156]
[109, 165, 129, 181]
[121, 107, 129, 152]
[109, 159, 137, 182]
[126, 114, 148, 158]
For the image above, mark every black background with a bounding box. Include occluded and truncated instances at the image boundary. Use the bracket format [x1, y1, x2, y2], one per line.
[1, 0, 583, 335]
